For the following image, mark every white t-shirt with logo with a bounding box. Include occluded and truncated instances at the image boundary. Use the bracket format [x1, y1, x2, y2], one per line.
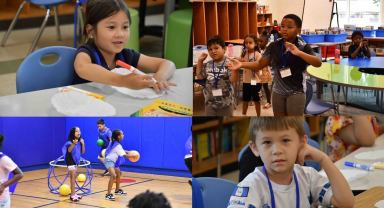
[0, 155, 17, 201]
[227, 164, 333, 208]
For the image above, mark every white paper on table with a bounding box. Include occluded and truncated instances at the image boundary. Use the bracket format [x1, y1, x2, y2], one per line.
[375, 200, 384, 208]
[51, 91, 116, 116]
[355, 150, 384, 160]
[110, 68, 164, 99]
[319, 169, 368, 182]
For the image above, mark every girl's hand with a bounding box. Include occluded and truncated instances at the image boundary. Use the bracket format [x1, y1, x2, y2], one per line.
[79, 138, 84, 145]
[227, 58, 242, 70]
[123, 74, 156, 89]
[152, 79, 177, 93]
[198, 53, 208, 62]
[285, 42, 301, 56]
[73, 139, 79, 144]
[296, 144, 326, 165]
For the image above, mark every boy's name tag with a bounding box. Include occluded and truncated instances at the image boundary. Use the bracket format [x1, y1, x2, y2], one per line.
[251, 79, 257, 86]
[212, 89, 223, 96]
[280, 67, 292, 78]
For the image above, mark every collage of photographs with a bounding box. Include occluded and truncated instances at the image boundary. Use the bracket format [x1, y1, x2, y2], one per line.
[0, 0, 383, 207]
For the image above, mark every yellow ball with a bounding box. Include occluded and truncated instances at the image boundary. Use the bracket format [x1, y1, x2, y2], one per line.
[77, 174, 86, 182]
[102, 149, 106, 158]
[58, 184, 71, 196]
[128, 150, 140, 162]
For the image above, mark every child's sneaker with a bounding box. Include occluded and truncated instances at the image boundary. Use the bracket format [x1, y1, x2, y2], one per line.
[74, 194, 82, 200]
[105, 193, 115, 201]
[70, 195, 79, 202]
[114, 189, 127, 195]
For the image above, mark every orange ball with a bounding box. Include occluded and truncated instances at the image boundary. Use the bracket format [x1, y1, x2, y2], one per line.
[128, 150, 140, 162]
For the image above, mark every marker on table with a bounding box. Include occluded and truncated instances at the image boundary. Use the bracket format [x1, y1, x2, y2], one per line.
[116, 60, 157, 83]
[344, 161, 373, 171]
[62, 86, 105, 100]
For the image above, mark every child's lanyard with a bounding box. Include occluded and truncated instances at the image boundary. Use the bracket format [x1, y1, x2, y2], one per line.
[248, 51, 256, 77]
[263, 166, 300, 208]
[90, 47, 124, 67]
[212, 58, 226, 89]
[281, 43, 290, 68]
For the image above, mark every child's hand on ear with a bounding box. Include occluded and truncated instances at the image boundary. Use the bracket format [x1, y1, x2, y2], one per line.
[284, 42, 301, 56]
[198, 53, 208, 62]
[296, 144, 327, 165]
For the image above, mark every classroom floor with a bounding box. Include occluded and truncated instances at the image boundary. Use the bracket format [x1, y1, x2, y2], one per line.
[0, 14, 164, 96]
[12, 168, 191, 208]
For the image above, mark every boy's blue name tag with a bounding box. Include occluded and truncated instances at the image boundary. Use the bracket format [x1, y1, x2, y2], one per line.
[233, 187, 249, 197]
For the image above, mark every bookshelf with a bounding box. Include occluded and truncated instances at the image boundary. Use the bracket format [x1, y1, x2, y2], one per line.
[192, 0, 273, 45]
[192, 117, 250, 176]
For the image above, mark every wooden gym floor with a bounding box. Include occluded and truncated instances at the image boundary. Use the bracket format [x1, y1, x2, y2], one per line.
[11, 168, 191, 208]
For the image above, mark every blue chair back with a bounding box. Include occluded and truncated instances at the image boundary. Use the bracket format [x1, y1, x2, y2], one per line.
[193, 177, 237, 208]
[16, 46, 76, 93]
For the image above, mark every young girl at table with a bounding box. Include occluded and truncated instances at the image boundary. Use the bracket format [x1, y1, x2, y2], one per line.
[0, 134, 23, 208]
[104, 130, 139, 201]
[228, 14, 322, 116]
[62, 127, 85, 202]
[74, 0, 175, 93]
[239, 34, 262, 116]
[348, 31, 371, 59]
[258, 31, 273, 109]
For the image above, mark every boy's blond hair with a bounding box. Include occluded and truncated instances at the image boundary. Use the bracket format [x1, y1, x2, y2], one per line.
[249, 117, 305, 142]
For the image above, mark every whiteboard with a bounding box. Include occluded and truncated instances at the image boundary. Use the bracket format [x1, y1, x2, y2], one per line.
[302, 0, 334, 31]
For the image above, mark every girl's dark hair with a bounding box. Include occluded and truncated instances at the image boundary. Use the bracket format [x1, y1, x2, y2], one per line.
[84, 0, 132, 44]
[68, 127, 81, 142]
[241, 34, 259, 57]
[0, 134, 4, 148]
[127, 190, 171, 208]
[112, 129, 123, 142]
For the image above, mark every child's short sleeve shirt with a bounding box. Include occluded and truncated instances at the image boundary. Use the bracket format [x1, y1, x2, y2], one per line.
[263, 38, 316, 96]
[227, 165, 333, 208]
[201, 58, 235, 109]
[73, 43, 141, 84]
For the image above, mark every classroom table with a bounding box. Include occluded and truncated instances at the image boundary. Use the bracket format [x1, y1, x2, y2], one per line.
[306, 62, 384, 111]
[354, 186, 384, 208]
[308, 40, 352, 61]
[334, 57, 384, 70]
[333, 134, 384, 191]
[0, 68, 192, 116]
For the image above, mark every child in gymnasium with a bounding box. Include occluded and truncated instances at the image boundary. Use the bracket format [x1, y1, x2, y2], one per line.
[104, 130, 139, 201]
[348, 31, 371, 59]
[258, 31, 273, 109]
[74, 0, 175, 93]
[227, 117, 354, 208]
[195, 35, 238, 116]
[96, 119, 112, 176]
[228, 14, 322, 116]
[239, 34, 262, 116]
[0, 135, 23, 208]
[62, 127, 85, 202]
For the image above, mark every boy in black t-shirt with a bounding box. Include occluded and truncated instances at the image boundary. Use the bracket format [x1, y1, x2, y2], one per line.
[348, 31, 371, 59]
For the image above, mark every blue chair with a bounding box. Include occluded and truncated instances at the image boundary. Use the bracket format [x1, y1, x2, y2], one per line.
[305, 80, 338, 115]
[16, 46, 76, 93]
[74, 0, 87, 48]
[1, 0, 70, 54]
[192, 177, 237, 208]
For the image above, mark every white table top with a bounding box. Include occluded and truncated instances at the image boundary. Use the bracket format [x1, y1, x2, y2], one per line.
[0, 68, 192, 116]
[333, 133, 384, 191]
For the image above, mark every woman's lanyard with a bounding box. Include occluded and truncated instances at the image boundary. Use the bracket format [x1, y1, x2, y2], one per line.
[212, 58, 226, 88]
[248, 51, 256, 77]
[263, 166, 300, 208]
